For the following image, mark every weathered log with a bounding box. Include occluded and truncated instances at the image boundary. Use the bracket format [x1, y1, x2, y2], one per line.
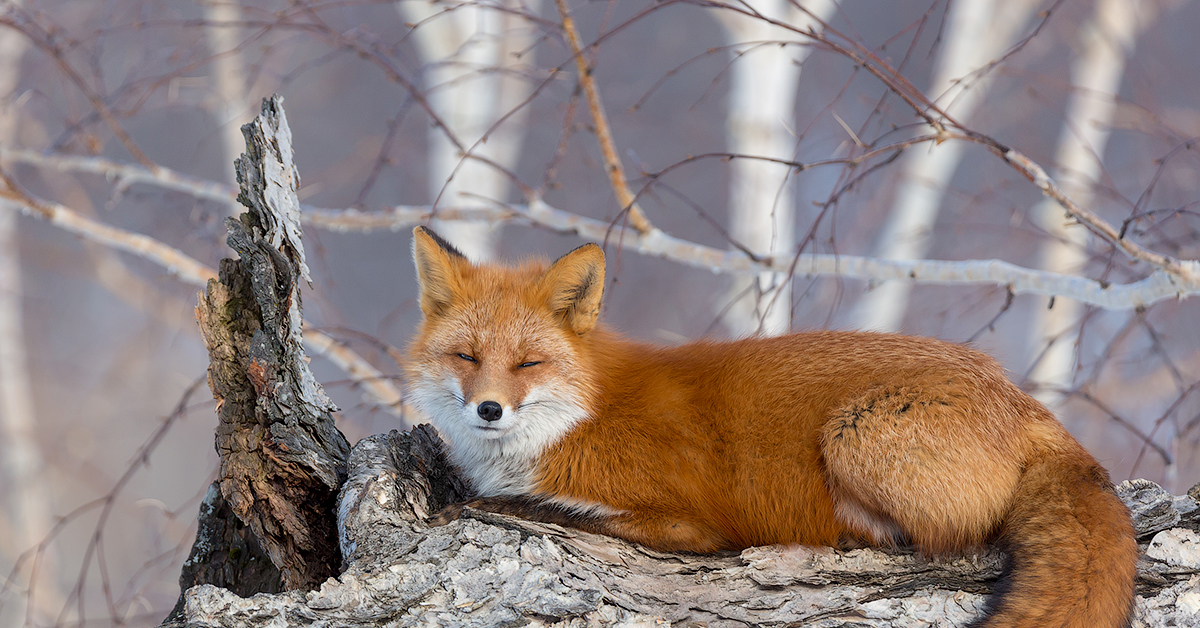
[176, 426, 1200, 628]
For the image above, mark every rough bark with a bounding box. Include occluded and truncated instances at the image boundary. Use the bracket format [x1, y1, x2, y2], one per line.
[189, 95, 350, 596]
[162, 483, 283, 627]
[176, 427, 1200, 628]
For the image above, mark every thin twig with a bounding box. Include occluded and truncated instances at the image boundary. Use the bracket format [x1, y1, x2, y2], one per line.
[0, 169, 405, 418]
[55, 376, 206, 627]
[966, 287, 1016, 343]
[303, 329, 404, 417]
[1, 11, 156, 168]
[994, 142, 1200, 283]
[1074, 390, 1172, 466]
[552, 0, 653, 234]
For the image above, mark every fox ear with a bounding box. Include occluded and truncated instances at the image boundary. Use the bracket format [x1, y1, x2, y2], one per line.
[412, 226, 467, 317]
[540, 243, 605, 334]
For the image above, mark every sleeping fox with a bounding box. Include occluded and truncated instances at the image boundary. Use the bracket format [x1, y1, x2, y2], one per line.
[405, 226, 1137, 628]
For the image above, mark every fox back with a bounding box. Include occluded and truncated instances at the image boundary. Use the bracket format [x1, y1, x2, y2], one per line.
[406, 227, 1137, 628]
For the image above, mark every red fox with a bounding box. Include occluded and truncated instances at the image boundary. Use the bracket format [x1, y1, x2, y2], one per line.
[406, 226, 1137, 628]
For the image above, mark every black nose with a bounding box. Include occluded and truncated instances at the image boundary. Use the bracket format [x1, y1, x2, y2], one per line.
[477, 401, 503, 422]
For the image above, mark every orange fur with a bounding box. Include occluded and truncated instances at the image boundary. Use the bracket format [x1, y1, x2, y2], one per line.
[406, 227, 1137, 628]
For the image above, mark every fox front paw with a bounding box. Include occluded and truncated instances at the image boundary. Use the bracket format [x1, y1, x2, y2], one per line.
[427, 502, 468, 527]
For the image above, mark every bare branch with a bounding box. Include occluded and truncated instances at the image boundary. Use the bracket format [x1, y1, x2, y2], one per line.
[310, 199, 1198, 309]
[303, 330, 404, 417]
[0, 169, 219, 285]
[3, 148, 1197, 310]
[0, 167, 405, 418]
[997, 144, 1198, 282]
[0, 147, 238, 207]
[552, 0, 654, 234]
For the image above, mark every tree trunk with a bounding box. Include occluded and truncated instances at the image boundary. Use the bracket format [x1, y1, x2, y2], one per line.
[397, 0, 543, 261]
[717, 0, 837, 336]
[0, 11, 65, 624]
[202, 0, 252, 192]
[1026, 0, 1148, 408]
[849, 0, 1039, 332]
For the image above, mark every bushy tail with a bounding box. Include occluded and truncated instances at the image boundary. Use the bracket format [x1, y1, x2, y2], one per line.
[972, 450, 1137, 628]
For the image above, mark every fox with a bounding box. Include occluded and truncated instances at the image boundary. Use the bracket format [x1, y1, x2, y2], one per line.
[404, 226, 1138, 628]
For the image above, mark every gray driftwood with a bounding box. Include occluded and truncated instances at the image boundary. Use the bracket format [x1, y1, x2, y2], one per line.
[175, 427, 1200, 627]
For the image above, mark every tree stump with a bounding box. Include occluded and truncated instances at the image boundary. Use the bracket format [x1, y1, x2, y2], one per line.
[165, 95, 350, 625]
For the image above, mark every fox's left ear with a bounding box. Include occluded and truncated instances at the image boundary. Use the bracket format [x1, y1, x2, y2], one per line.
[540, 243, 605, 335]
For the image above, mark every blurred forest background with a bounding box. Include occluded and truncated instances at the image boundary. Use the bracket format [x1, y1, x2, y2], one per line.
[0, 0, 1198, 625]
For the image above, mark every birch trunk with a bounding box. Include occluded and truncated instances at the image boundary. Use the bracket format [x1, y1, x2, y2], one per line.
[202, 0, 254, 196]
[850, 0, 1039, 332]
[1026, 0, 1148, 408]
[0, 14, 62, 624]
[717, 0, 837, 336]
[397, 0, 542, 261]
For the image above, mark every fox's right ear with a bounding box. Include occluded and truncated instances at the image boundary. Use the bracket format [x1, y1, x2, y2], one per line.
[412, 226, 467, 317]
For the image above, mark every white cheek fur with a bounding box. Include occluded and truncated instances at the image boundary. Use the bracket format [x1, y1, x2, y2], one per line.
[406, 377, 590, 498]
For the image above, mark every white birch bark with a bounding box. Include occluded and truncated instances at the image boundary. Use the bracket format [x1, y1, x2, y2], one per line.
[202, 0, 253, 195]
[0, 13, 62, 624]
[850, 0, 1039, 331]
[717, 0, 837, 336]
[397, 0, 541, 261]
[1027, 0, 1148, 406]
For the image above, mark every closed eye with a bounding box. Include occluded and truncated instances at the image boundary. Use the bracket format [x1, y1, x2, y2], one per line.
[457, 353, 477, 363]
[518, 361, 542, 368]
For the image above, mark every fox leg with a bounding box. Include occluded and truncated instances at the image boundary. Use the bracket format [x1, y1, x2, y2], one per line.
[431, 496, 729, 552]
[818, 385, 1024, 554]
[429, 496, 614, 532]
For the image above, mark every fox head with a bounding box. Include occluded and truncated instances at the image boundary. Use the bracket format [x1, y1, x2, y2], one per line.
[405, 226, 604, 495]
